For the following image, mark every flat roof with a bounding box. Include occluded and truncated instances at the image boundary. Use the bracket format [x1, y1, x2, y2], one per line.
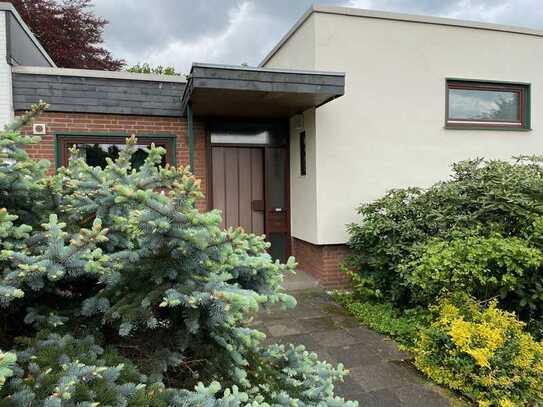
[12, 65, 187, 83]
[260, 5, 543, 67]
[182, 63, 344, 118]
[0, 2, 55, 66]
[190, 62, 344, 77]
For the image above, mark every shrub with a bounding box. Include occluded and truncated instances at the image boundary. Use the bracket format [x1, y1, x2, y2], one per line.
[0, 105, 356, 406]
[347, 157, 543, 308]
[414, 295, 543, 406]
[333, 291, 430, 348]
[401, 234, 543, 315]
[2, 333, 350, 406]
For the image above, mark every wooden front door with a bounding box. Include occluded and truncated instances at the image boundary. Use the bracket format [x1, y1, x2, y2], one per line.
[211, 146, 265, 234]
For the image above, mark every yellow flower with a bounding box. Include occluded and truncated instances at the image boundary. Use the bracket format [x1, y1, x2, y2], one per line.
[468, 348, 492, 368]
[512, 335, 536, 369]
[499, 398, 516, 407]
[477, 323, 504, 351]
[449, 318, 472, 349]
[439, 302, 460, 324]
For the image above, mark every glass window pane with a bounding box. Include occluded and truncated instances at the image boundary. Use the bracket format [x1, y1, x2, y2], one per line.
[69, 142, 166, 169]
[211, 131, 270, 145]
[449, 88, 519, 122]
[267, 148, 286, 209]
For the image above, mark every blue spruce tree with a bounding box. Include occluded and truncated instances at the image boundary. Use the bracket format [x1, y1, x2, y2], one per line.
[0, 104, 356, 406]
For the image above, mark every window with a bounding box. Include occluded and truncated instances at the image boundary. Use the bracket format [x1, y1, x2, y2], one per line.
[446, 80, 530, 129]
[56, 134, 176, 169]
[299, 131, 306, 176]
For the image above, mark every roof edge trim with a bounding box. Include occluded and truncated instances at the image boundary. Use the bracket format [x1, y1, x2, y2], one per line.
[191, 62, 344, 77]
[12, 65, 188, 83]
[259, 6, 314, 67]
[259, 5, 543, 67]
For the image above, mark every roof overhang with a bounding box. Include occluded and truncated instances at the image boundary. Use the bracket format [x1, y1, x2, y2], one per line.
[181, 63, 345, 118]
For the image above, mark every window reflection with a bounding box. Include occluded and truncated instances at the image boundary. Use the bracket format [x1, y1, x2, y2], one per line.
[69, 143, 166, 169]
[449, 89, 519, 122]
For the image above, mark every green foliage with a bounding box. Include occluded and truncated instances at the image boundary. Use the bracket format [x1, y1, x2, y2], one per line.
[0, 351, 16, 390]
[0, 106, 355, 406]
[2, 334, 353, 406]
[414, 294, 543, 406]
[126, 63, 180, 76]
[333, 291, 430, 348]
[344, 157, 543, 404]
[401, 234, 543, 314]
[347, 158, 543, 316]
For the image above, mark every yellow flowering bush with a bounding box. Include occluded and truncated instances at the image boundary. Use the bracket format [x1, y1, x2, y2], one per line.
[414, 295, 543, 406]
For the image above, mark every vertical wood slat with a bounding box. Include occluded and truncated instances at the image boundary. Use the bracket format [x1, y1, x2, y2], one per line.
[251, 149, 265, 235]
[224, 148, 239, 228]
[238, 148, 252, 232]
[211, 146, 264, 234]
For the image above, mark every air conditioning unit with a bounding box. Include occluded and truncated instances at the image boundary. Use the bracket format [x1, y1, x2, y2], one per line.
[33, 123, 46, 135]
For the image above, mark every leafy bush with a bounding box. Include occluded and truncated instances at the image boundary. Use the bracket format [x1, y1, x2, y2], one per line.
[401, 234, 543, 315]
[333, 291, 430, 348]
[347, 158, 543, 313]
[414, 295, 543, 406]
[0, 104, 356, 406]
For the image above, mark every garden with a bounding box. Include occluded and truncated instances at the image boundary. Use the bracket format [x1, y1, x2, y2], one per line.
[0, 104, 356, 406]
[336, 156, 543, 406]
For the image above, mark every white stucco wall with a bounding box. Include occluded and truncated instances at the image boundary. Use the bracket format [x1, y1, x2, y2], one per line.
[0, 11, 14, 128]
[289, 109, 319, 243]
[265, 14, 320, 243]
[265, 9, 543, 244]
[264, 14, 315, 71]
[313, 12, 543, 244]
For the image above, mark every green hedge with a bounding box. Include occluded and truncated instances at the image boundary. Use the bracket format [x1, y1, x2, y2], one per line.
[347, 157, 543, 331]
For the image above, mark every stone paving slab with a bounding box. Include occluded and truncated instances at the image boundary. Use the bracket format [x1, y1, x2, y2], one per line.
[253, 289, 464, 406]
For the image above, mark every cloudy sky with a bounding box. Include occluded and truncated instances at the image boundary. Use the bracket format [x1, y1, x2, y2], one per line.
[92, 0, 543, 73]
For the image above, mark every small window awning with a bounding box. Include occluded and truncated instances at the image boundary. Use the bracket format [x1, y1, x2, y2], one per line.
[181, 63, 345, 118]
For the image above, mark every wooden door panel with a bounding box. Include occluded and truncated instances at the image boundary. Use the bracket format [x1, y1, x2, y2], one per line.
[224, 148, 239, 227]
[238, 148, 253, 233]
[265, 147, 289, 233]
[251, 149, 265, 235]
[211, 147, 264, 234]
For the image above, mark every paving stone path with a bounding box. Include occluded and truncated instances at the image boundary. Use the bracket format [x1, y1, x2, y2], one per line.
[251, 288, 463, 406]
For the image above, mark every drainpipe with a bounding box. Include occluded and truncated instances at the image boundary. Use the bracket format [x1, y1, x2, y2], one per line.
[186, 102, 194, 171]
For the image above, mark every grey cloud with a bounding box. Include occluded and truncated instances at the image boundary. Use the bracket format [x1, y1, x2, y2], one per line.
[351, 0, 543, 27]
[92, 0, 543, 73]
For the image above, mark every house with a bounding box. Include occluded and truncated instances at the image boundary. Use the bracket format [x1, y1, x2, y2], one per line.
[3, 3, 543, 287]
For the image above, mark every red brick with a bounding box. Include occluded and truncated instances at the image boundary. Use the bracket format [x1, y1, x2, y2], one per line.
[292, 238, 351, 289]
[17, 111, 208, 211]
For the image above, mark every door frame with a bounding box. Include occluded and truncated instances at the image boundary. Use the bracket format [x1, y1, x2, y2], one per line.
[205, 122, 291, 258]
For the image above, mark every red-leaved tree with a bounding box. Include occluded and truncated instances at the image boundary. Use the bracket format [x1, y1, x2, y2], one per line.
[8, 0, 124, 70]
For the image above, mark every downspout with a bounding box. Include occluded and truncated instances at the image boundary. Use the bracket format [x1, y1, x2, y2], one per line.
[186, 102, 194, 171]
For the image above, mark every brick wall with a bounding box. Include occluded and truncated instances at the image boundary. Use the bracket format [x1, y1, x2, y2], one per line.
[15, 111, 351, 288]
[16, 111, 208, 210]
[292, 238, 351, 288]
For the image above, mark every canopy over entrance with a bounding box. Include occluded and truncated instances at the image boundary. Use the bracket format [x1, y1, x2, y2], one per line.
[181, 63, 345, 118]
